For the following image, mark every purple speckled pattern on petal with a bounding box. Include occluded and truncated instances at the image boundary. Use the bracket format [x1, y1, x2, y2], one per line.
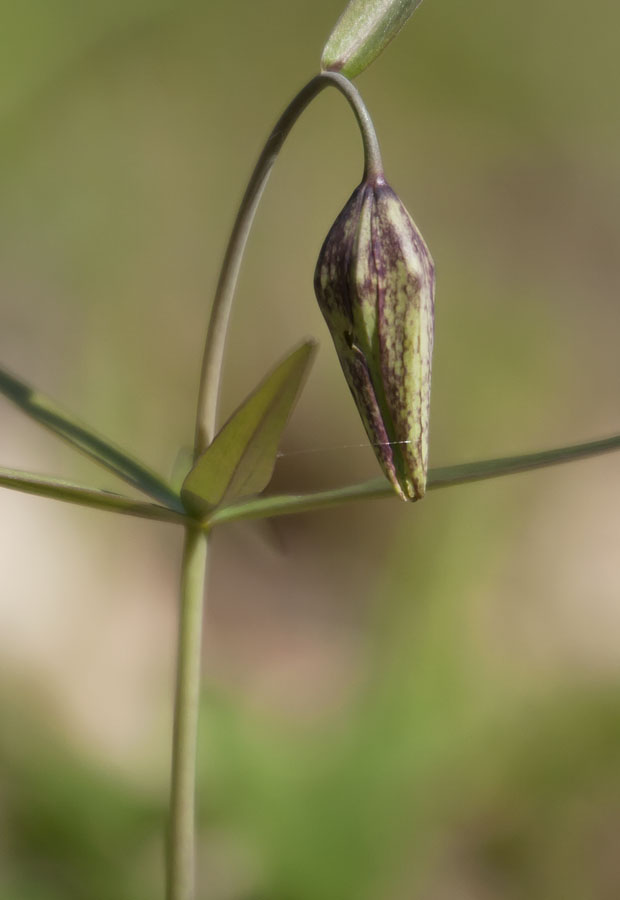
[314, 175, 435, 501]
[372, 182, 435, 498]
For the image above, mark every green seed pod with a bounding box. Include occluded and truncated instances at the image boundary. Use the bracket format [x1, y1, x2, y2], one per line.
[314, 176, 434, 500]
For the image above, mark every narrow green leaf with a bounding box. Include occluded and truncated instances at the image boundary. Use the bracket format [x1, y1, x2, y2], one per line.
[182, 341, 317, 516]
[0, 366, 184, 512]
[321, 0, 425, 79]
[206, 432, 620, 525]
[427, 434, 620, 489]
[0, 465, 186, 525]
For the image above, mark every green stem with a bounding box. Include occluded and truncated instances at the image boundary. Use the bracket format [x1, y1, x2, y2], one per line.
[194, 72, 383, 455]
[167, 527, 209, 900]
[171, 73, 381, 900]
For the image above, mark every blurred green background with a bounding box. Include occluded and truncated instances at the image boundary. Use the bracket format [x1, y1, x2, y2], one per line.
[1, 1, 620, 898]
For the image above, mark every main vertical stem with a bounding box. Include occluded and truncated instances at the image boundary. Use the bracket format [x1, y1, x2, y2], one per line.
[167, 526, 209, 900]
[169, 71, 383, 900]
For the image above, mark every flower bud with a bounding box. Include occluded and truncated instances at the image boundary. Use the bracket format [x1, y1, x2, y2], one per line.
[314, 177, 434, 500]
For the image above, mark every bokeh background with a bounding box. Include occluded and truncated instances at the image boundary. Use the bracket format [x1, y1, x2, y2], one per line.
[1, 1, 620, 898]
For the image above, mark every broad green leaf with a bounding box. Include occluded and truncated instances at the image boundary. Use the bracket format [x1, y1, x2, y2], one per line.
[0, 366, 183, 511]
[321, 0, 425, 79]
[181, 341, 317, 516]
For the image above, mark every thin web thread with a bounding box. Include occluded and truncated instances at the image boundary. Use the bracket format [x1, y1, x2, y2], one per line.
[276, 439, 412, 459]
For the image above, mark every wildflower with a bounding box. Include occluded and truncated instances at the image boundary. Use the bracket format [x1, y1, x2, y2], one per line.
[314, 176, 435, 499]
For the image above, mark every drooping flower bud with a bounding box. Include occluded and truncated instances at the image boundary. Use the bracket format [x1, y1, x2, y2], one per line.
[314, 176, 434, 500]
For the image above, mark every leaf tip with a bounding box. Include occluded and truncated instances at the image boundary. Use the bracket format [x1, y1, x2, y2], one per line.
[321, 0, 426, 79]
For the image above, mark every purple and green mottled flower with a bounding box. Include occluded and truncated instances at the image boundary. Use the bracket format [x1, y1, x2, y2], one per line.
[314, 176, 435, 500]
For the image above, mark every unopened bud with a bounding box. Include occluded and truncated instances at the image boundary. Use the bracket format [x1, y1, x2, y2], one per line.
[314, 176, 434, 500]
